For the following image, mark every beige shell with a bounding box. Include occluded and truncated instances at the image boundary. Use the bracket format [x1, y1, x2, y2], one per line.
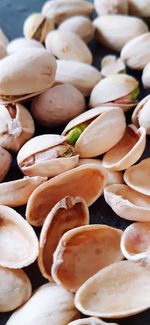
[0, 176, 47, 207]
[59, 16, 95, 43]
[142, 62, 150, 89]
[31, 84, 85, 127]
[0, 267, 31, 312]
[45, 30, 92, 64]
[52, 225, 123, 292]
[104, 184, 150, 222]
[6, 283, 79, 325]
[55, 60, 101, 97]
[38, 196, 89, 281]
[23, 13, 54, 43]
[132, 94, 150, 134]
[0, 146, 12, 182]
[128, 0, 150, 18]
[7, 37, 44, 55]
[0, 28, 9, 47]
[103, 125, 146, 171]
[0, 103, 35, 152]
[75, 260, 150, 318]
[63, 106, 126, 157]
[68, 318, 118, 325]
[0, 205, 39, 268]
[93, 15, 148, 52]
[26, 164, 107, 227]
[94, 0, 128, 16]
[100, 55, 126, 77]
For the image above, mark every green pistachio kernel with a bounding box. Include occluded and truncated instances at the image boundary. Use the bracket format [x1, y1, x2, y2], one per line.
[131, 87, 140, 101]
[67, 122, 89, 145]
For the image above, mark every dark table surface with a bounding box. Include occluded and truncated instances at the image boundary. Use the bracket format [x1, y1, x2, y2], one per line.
[0, 0, 150, 324]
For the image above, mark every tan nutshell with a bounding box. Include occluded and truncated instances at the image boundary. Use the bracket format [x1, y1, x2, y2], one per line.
[94, 0, 128, 16]
[128, 0, 150, 18]
[38, 196, 89, 281]
[0, 267, 31, 312]
[100, 55, 126, 77]
[59, 16, 95, 43]
[23, 13, 54, 43]
[68, 318, 118, 325]
[132, 95, 150, 134]
[0, 147, 12, 182]
[7, 37, 44, 54]
[52, 225, 123, 292]
[142, 62, 150, 89]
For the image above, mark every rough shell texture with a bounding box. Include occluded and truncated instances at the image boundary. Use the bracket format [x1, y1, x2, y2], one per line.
[7, 37, 44, 54]
[100, 55, 125, 77]
[132, 94, 150, 134]
[23, 13, 54, 43]
[26, 164, 107, 227]
[142, 62, 150, 89]
[38, 196, 89, 281]
[128, 0, 150, 17]
[94, 0, 128, 16]
[68, 318, 118, 325]
[6, 283, 79, 325]
[0, 146, 12, 182]
[52, 224, 123, 292]
[59, 16, 95, 43]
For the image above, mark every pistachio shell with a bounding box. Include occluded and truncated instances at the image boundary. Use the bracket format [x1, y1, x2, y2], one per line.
[93, 15, 148, 52]
[75, 260, 150, 318]
[26, 164, 107, 226]
[68, 318, 118, 325]
[7, 37, 44, 54]
[59, 16, 95, 43]
[142, 62, 150, 88]
[38, 196, 89, 281]
[103, 125, 146, 171]
[100, 55, 126, 77]
[23, 13, 54, 43]
[0, 43, 7, 60]
[128, 0, 150, 18]
[0, 267, 31, 312]
[132, 95, 150, 134]
[0, 146, 12, 182]
[52, 225, 123, 292]
[6, 283, 79, 325]
[0, 28, 9, 47]
[0, 205, 39, 268]
[94, 0, 128, 16]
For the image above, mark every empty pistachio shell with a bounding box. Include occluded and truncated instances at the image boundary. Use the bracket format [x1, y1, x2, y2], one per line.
[132, 95, 150, 134]
[55, 60, 101, 97]
[0, 205, 39, 268]
[63, 106, 126, 157]
[68, 318, 118, 325]
[100, 55, 126, 77]
[93, 15, 148, 52]
[104, 184, 150, 221]
[103, 125, 146, 171]
[52, 225, 123, 292]
[142, 62, 150, 89]
[0, 267, 31, 312]
[75, 260, 150, 318]
[7, 37, 44, 54]
[0, 28, 9, 47]
[128, 0, 150, 18]
[6, 283, 79, 325]
[38, 196, 89, 281]
[26, 164, 107, 226]
[23, 13, 54, 43]
[94, 0, 128, 16]
[59, 16, 95, 43]
[0, 146, 12, 182]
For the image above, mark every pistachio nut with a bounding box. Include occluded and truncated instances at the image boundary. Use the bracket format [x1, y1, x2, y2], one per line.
[23, 13, 54, 43]
[59, 16, 95, 43]
[142, 62, 150, 89]
[128, 0, 150, 18]
[132, 94, 150, 134]
[45, 30, 92, 64]
[0, 205, 39, 268]
[94, 0, 128, 16]
[0, 28, 9, 47]
[0, 103, 35, 152]
[6, 283, 79, 325]
[26, 164, 107, 226]
[62, 106, 126, 157]
[100, 55, 126, 77]
[90, 74, 139, 112]
[0, 48, 56, 103]
[0, 267, 31, 312]
[0, 146, 12, 182]
[31, 84, 85, 127]
[42, 0, 94, 25]
[93, 15, 148, 52]
[17, 134, 79, 177]
[7, 37, 44, 55]
[55, 60, 101, 96]
[68, 319, 118, 325]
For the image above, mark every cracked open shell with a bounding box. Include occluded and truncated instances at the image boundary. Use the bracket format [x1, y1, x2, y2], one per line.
[0, 267, 31, 312]
[6, 283, 79, 325]
[132, 95, 150, 134]
[62, 106, 126, 157]
[52, 225, 123, 292]
[68, 318, 118, 325]
[94, 0, 128, 16]
[7, 37, 44, 54]
[128, 0, 150, 18]
[75, 260, 150, 318]
[26, 164, 107, 226]
[0, 205, 39, 268]
[104, 184, 150, 221]
[0, 48, 56, 103]
[0, 146, 12, 182]
[103, 125, 146, 171]
[90, 74, 139, 112]
[23, 13, 54, 43]
[17, 134, 79, 177]
[142, 62, 150, 89]
[38, 196, 89, 281]
[100, 55, 126, 78]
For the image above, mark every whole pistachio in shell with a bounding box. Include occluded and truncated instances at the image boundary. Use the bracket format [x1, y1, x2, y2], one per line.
[62, 106, 126, 158]
[31, 84, 85, 127]
[100, 55, 126, 78]
[23, 13, 54, 43]
[6, 283, 79, 325]
[68, 318, 118, 325]
[0, 146, 12, 182]
[93, 15, 148, 52]
[128, 0, 150, 18]
[17, 134, 79, 177]
[7, 37, 44, 55]
[94, 0, 128, 16]
[59, 16, 95, 43]
[142, 62, 150, 89]
[0, 267, 31, 312]
[132, 94, 150, 134]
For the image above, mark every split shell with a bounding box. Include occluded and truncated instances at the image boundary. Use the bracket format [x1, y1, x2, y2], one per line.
[23, 13, 54, 43]
[142, 62, 150, 89]
[75, 260, 150, 318]
[7, 37, 44, 54]
[100, 55, 126, 78]
[0, 205, 39, 268]
[132, 94, 150, 134]
[94, 0, 128, 16]
[38, 196, 89, 281]
[59, 16, 95, 43]
[26, 164, 107, 227]
[68, 318, 118, 325]
[0, 146, 12, 182]
[103, 125, 146, 171]
[128, 0, 150, 18]
[52, 224, 123, 292]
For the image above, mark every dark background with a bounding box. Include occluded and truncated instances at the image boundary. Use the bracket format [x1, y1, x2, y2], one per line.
[0, 0, 150, 324]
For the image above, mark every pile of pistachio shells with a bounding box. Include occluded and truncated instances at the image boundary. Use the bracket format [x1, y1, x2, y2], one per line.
[1, 0, 150, 324]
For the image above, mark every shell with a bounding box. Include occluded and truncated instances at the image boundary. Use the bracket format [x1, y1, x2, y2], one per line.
[0, 146, 12, 182]
[6, 283, 79, 325]
[0, 43, 7, 60]
[0, 267, 31, 312]
[93, 15, 148, 52]
[0, 205, 39, 268]
[26, 164, 107, 227]
[128, 0, 150, 18]
[94, 0, 128, 16]
[75, 260, 150, 318]
[100, 55, 126, 78]
[103, 125, 146, 171]
[52, 225, 123, 292]
[132, 94, 150, 134]
[7, 37, 44, 54]
[0, 28, 9, 47]
[68, 318, 118, 325]
[62, 106, 126, 157]
[142, 62, 150, 89]
[38, 196, 89, 281]
[23, 13, 54, 43]
[59, 16, 95, 43]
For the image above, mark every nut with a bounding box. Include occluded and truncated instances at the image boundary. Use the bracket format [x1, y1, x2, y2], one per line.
[23, 13, 54, 43]
[142, 62, 150, 89]
[132, 94, 150, 134]
[100, 55, 126, 77]
[0, 146, 12, 182]
[94, 0, 128, 16]
[128, 0, 150, 18]
[59, 16, 95, 43]
[7, 37, 44, 55]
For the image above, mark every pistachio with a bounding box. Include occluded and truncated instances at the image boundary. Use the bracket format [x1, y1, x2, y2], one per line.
[128, 0, 150, 18]
[7, 37, 44, 54]
[23, 13, 54, 43]
[100, 55, 126, 77]
[59, 16, 95, 43]
[142, 62, 150, 89]
[68, 319, 118, 325]
[0, 146, 12, 182]
[94, 0, 128, 16]
[132, 94, 150, 134]
[0, 28, 9, 47]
